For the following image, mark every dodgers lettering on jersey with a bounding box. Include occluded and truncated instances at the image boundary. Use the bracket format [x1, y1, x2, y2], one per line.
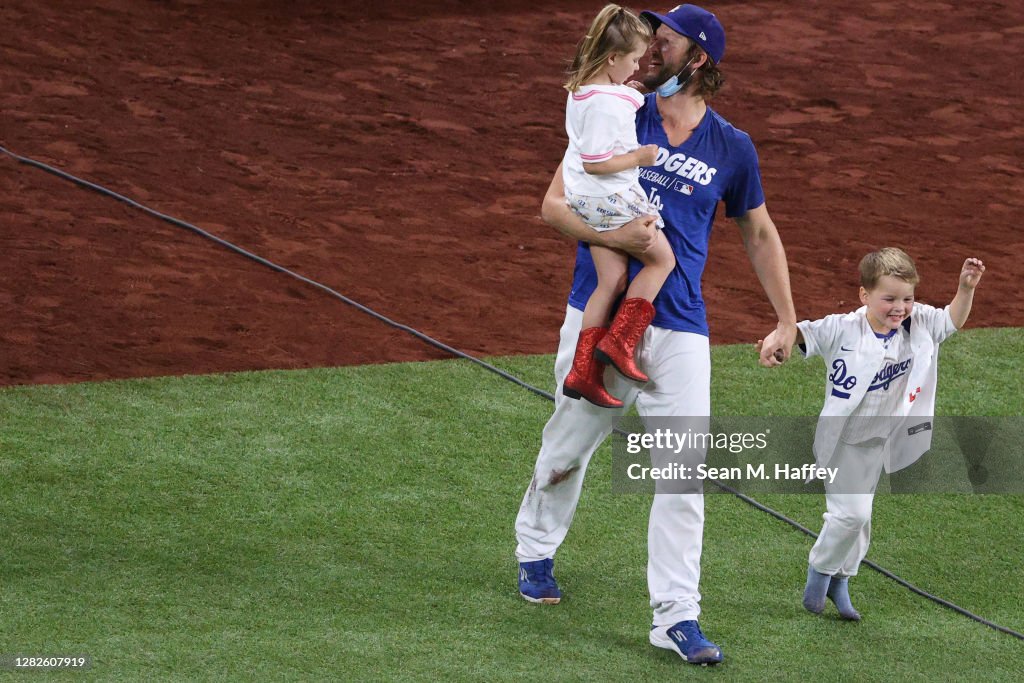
[568, 94, 765, 336]
[829, 358, 857, 398]
[830, 358, 914, 398]
[827, 360, 917, 397]
[826, 331, 913, 400]
[868, 358, 912, 391]
[642, 148, 717, 187]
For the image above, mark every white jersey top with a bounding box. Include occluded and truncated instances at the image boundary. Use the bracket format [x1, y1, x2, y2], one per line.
[841, 327, 913, 444]
[561, 84, 645, 197]
[798, 304, 957, 472]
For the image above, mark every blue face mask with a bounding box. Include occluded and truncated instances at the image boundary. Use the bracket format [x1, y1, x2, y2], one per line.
[655, 57, 697, 98]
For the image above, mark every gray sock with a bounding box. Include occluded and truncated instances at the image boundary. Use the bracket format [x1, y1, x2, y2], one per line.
[827, 575, 862, 621]
[802, 565, 829, 614]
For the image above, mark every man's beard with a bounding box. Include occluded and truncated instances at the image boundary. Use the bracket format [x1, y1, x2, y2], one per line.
[642, 63, 677, 91]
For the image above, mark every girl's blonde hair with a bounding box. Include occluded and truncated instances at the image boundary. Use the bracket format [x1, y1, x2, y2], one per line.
[564, 4, 652, 92]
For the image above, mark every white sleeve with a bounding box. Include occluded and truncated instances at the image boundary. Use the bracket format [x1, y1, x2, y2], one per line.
[797, 316, 839, 360]
[914, 303, 957, 344]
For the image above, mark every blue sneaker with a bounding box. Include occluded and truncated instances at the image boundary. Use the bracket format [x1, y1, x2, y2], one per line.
[650, 620, 723, 665]
[518, 558, 561, 604]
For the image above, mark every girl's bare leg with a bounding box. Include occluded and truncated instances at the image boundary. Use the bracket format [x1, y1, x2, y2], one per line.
[623, 230, 675, 302]
[581, 245, 629, 328]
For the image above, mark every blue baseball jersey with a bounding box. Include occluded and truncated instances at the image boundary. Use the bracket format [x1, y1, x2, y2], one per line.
[567, 94, 765, 336]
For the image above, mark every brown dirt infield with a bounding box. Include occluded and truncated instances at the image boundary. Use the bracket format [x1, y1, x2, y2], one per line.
[2, 0, 1021, 386]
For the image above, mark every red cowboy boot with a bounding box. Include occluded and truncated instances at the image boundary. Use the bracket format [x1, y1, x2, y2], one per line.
[595, 298, 655, 382]
[562, 327, 623, 408]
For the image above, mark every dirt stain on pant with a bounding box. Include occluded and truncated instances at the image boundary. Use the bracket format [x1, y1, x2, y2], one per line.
[548, 466, 579, 487]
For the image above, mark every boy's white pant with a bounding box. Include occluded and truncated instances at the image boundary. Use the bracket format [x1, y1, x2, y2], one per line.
[808, 440, 886, 576]
[515, 306, 711, 626]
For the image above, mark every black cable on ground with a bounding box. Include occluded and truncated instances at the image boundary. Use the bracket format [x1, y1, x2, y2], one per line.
[3, 144, 1021, 642]
[710, 480, 1024, 640]
[0, 145, 553, 403]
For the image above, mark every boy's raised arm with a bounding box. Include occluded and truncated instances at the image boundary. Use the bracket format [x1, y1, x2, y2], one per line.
[949, 258, 986, 329]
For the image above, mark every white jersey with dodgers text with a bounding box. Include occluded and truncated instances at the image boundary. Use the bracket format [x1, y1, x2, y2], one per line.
[561, 84, 645, 198]
[798, 304, 957, 472]
[841, 328, 913, 444]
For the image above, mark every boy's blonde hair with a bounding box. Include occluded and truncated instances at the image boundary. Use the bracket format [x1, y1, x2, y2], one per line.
[564, 4, 652, 92]
[859, 247, 920, 289]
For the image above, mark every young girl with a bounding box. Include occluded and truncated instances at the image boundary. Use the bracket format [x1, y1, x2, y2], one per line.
[559, 4, 676, 409]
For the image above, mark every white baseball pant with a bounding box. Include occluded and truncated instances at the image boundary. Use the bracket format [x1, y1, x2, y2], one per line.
[515, 305, 711, 625]
[808, 439, 887, 576]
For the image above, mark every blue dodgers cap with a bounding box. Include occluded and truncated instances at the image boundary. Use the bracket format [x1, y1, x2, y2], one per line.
[641, 5, 726, 64]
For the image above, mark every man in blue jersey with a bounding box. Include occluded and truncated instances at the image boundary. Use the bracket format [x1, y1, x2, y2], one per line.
[515, 5, 797, 665]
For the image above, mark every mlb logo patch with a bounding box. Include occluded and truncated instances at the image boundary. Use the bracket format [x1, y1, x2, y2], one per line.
[673, 180, 694, 195]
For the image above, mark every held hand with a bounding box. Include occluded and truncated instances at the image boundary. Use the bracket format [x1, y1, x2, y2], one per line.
[757, 322, 798, 368]
[959, 257, 986, 289]
[755, 338, 785, 368]
[604, 214, 658, 256]
[636, 144, 659, 167]
[626, 80, 649, 93]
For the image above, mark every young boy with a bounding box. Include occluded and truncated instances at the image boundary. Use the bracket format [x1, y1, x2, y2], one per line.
[792, 248, 985, 620]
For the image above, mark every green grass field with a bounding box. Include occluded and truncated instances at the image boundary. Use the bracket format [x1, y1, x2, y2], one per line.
[1, 328, 1022, 680]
